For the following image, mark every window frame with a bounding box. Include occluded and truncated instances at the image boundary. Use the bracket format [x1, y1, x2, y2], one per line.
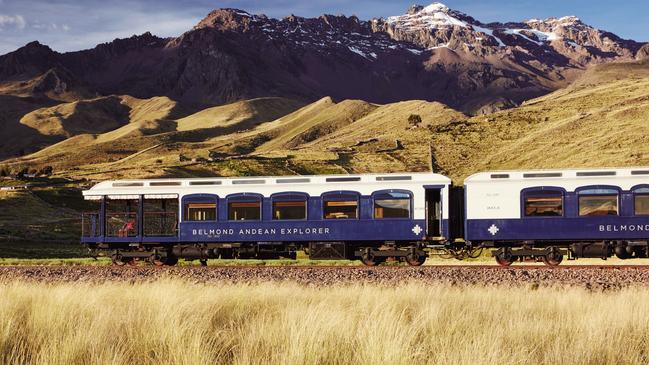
[182, 194, 218, 222]
[270, 192, 309, 221]
[226, 193, 263, 221]
[520, 187, 565, 219]
[576, 185, 621, 217]
[632, 184, 649, 216]
[371, 189, 413, 220]
[321, 191, 360, 220]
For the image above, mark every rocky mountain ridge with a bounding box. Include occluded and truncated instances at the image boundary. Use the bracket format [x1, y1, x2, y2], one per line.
[0, 3, 645, 117]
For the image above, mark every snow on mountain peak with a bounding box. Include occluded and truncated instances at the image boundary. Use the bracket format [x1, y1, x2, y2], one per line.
[526, 15, 582, 27]
[388, 3, 468, 28]
[384, 3, 517, 48]
[421, 3, 450, 13]
[558, 16, 580, 23]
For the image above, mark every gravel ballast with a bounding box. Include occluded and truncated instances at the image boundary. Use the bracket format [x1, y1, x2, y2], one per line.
[1, 265, 648, 289]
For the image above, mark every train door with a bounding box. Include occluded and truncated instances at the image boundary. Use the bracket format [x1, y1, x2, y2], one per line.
[425, 188, 442, 237]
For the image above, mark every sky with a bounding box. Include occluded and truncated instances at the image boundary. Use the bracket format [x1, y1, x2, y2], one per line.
[0, 0, 647, 55]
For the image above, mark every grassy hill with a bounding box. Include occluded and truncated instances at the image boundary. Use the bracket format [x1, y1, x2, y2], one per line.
[430, 60, 649, 181]
[3, 96, 306, 179]
[3, 61, 649, 182]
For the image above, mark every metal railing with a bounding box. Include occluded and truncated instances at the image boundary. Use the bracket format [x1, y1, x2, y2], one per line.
[105, 212, 138, 237]
[143, 212, 178, 237]
[81, 212, 101, 237]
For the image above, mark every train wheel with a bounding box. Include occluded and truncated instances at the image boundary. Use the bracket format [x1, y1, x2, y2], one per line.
[494, 251, 515, 267]
[111, 254, 127, 266]
[165, 256, 178, 266]
[220, 249, 234, 259]
[150, 255, 178, 266]
[360, 252, 380, 266]
[405, 253, 426, 266]
[542, 251, 563, 267]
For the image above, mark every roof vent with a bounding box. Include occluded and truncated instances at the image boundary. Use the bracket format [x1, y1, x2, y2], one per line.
[326, 177, 361, 182]
[277, 178, 311, 183]
[523, 173, 562, 178]
[576, 171, 616, 177]
[112, 182, 143, 187]
[149, 181, 182, 186]
[189, 181, 222, 186]
[376, 176, 412, 181]
[232, 179, 265, 185]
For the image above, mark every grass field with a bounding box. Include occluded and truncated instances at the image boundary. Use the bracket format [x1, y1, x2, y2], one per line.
[0, 280, 648, 364]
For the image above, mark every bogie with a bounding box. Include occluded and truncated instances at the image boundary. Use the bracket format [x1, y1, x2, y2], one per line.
[492, 246, 565, 267]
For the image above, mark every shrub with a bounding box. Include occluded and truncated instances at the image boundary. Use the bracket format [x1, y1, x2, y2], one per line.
[408, 114, 422, 127]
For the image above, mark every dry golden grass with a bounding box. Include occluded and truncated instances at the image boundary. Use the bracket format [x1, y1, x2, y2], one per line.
[1, 280, 649, 365]
[176, 97, 304, 132]
[254, 98, 377, 152]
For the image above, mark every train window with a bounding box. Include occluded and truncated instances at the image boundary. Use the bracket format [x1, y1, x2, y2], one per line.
[374, 192, 411, 219]
[273, 201, 307, 220]
[523, 190, 563, 217]
[324, 201, 357, 219]
[228, 201, 261, 220]
[578, 188, 619, 216]
[186, 203, 216, 221]
[322, 192, 359, 219]
[634, 188, 649, 215]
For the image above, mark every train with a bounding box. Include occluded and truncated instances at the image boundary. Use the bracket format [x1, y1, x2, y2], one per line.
[80, 167, 649, 266]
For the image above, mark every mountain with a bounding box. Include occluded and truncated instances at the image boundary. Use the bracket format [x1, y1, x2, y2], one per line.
[0, 3, 644, 117]
[0, 2, 647, 174]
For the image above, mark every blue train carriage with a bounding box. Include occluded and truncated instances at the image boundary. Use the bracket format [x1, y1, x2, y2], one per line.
[80, 172, 453, 266]
[464, 167, 649, 266]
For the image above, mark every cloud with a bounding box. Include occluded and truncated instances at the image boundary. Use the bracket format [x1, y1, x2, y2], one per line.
[31, 21, 71, 32]
[0, 14, 26, 30]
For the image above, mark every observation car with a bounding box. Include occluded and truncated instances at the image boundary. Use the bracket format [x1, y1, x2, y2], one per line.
[81, 172, 455, 266]
[465, 167, 649, 265]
